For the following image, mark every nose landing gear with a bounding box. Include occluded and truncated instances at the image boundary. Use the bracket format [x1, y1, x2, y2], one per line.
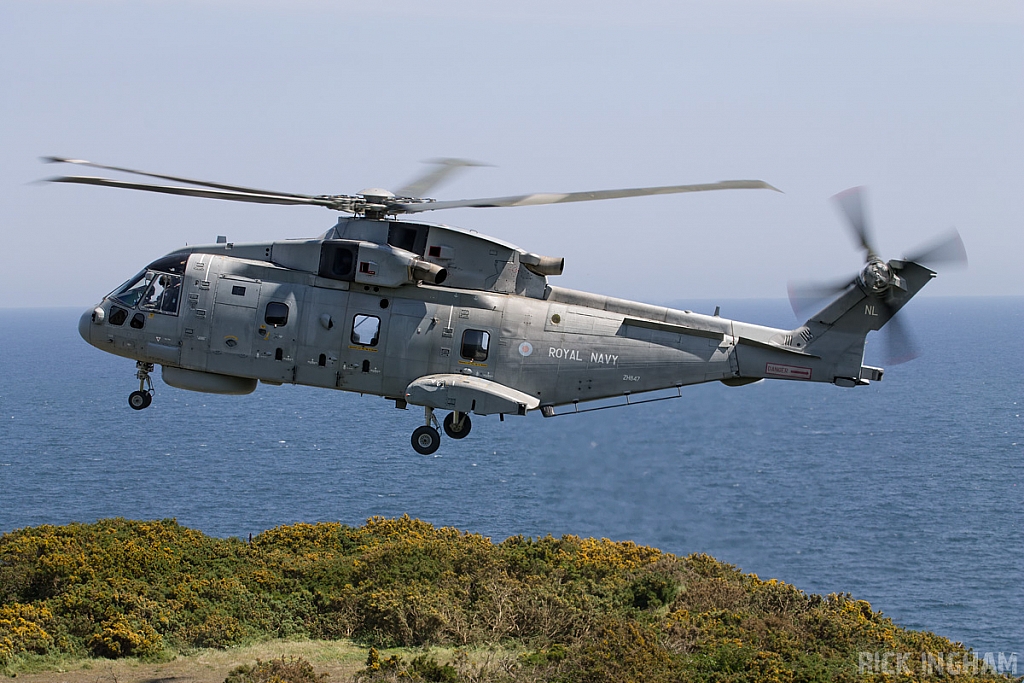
[128, 361, 155, 410]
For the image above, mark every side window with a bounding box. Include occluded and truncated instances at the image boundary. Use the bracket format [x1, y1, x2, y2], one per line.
[130, 313, 146, 330]
[351, 315, 380, 346]
[265, 302, 289, 327]
[108, 306, 128, 326]
[461, 329, 490, 362]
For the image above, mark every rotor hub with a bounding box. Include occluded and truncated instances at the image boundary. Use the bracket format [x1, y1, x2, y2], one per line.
[358, 188, 395, 202]
[859, 258, 892, 294]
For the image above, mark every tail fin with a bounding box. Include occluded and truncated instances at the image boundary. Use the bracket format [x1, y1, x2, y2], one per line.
[800, 260, 935, 384]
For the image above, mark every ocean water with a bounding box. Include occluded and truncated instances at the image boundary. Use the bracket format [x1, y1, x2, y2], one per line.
[0, 298, 1020, 655]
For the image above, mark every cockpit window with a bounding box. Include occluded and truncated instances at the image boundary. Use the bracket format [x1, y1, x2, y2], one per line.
[112, 271, 154, 308]
[140, 274, 182, 314]
[111, 270, 182, 314]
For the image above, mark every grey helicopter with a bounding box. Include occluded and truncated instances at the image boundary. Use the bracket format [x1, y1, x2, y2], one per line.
[51, 157, 966, 454]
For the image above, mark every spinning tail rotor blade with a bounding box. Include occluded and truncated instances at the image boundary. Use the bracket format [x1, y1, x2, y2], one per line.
[880, 307, 920, 365]
[787, 277, 856, 317]
[875, 230, 963, 364]
[394, 179, 781, 213]
[903, 229, 968, 269]
[832, 186, 878, 258]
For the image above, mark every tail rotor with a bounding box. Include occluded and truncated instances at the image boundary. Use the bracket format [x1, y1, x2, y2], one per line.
[789, 187, 967, 365]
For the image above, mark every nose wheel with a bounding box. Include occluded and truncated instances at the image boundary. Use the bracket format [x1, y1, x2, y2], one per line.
[128, 361, 155, 411]
[128, 390, 152, 410]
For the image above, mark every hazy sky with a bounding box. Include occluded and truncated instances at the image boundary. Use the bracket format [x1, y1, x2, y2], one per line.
[2, 0, 1021, 310]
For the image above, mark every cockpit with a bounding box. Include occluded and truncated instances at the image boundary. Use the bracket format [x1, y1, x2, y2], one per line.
[106, 252, 188, 320]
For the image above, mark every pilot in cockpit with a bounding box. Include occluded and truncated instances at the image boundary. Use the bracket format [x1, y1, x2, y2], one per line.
[160, 275, 181, 314]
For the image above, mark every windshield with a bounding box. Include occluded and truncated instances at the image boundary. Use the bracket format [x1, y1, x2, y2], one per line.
[111, 271, 153, 308]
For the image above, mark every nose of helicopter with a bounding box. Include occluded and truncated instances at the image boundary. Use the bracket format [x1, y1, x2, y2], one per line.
[79, 308, 94, 344]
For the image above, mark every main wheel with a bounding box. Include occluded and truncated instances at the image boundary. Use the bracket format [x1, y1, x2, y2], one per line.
[411, 425, 441, 455]
[443, 412, 472, 439]
[141, 392, 153, 409]
[128, 390, 149, 411]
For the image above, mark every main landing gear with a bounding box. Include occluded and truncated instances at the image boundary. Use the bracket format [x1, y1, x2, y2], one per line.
[410, 408, 473, 455]
[443, 411, 472, 439]
[128, 361, 154, 411]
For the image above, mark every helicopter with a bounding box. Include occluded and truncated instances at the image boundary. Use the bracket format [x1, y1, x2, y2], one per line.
[52, 156, 966, 454]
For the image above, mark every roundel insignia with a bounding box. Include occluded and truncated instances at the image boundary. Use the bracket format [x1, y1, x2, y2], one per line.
[518, 341, 534, 357]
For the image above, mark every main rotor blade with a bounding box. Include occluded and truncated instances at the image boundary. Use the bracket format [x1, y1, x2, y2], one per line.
[48, 175, 338, 208]
[395, 158, 491, 199]
[393, 179, 780, 213]
[903, 229, 968, 269]
[832, 186, 878, 258]
[43, 156, 315, 200]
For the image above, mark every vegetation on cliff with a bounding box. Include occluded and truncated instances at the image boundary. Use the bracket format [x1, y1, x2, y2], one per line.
[0, 518, 1001, 681]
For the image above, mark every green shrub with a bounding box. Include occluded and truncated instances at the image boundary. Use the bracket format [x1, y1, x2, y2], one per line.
[356, 647, 456, 683]
[0, 518, 995, 681]
[225, 656, 328, 683]
[87, 615, 163, 658]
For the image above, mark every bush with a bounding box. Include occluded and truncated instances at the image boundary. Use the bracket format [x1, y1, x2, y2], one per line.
[0, 518, 993, 681]
[87, 615, 163, 658]
[356, 648, 456, 683]
[225, 656, 328, 683]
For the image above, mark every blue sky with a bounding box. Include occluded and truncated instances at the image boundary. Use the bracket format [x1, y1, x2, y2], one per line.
[2, 0, 1021, 309]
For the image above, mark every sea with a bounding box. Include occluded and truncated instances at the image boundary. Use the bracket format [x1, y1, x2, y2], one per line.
[0, 298, 1020, 656]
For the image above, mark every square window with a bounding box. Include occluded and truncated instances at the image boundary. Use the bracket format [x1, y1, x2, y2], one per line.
[461, 329, 490, 362]
[352, 314, 380, 346]
[265, 302, 289, 327]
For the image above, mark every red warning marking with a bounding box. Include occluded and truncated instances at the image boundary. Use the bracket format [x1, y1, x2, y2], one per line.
[766, 363, 812, 379]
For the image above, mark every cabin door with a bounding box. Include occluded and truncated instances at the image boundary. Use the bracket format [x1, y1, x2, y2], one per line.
[338, 292, 391, 395]
[205, 275, 262, 377]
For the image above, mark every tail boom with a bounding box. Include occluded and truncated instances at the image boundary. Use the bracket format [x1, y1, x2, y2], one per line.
[731, 260, 935, 387]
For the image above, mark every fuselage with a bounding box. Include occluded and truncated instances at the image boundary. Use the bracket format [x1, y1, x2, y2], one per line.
[80, 233, 908, 414]
[79, 248, 749, 408]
